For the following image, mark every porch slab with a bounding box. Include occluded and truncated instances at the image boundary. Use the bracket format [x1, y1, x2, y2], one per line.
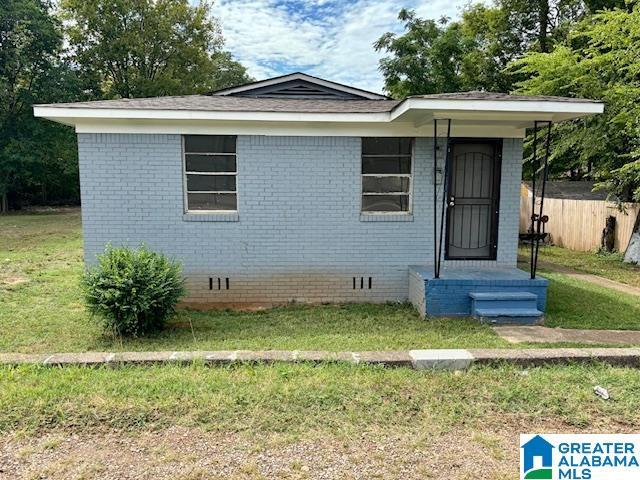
[411, 266, 539, 282]
[409, 266, 548, 317]
[494, 326, 640, 346]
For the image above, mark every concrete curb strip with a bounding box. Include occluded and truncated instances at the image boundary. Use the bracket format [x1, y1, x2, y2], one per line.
[2, 348, 640, 370]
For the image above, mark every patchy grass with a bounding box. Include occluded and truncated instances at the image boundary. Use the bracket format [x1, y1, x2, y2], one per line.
[0, 362, 638, 435]
[126, 305, 509, 352]
[2, 211, 640, 354]
[519, 244, 640, 287]
[0, 210, 95, 353]
[2, 212, 640, 477]
[0, 210, 506, 353]
[517, 244, 640, 329]
[543, 271, 640, 330]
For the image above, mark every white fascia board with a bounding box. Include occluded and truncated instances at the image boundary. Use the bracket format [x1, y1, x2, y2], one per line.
[214, 73, 387, 100]
[33, 106, 390, 123]
[390, 97, 604, 122]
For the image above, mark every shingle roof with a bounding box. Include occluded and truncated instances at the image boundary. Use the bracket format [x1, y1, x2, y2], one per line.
[523, 181, 608, 200]
[36, 90, 601, 113]
[37, 95, 401, 113]
[410, 91, 601, 103]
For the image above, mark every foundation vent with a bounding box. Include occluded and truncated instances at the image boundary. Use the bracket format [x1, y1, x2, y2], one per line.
[352, 277, 373, 290]
[209, 277, 230, 290]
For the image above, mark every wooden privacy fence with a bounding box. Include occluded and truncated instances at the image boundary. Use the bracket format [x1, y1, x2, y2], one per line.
[519, 196, 640, 252]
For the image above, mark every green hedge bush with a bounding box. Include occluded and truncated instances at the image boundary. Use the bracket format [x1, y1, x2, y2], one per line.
[82, 245, 185, 337]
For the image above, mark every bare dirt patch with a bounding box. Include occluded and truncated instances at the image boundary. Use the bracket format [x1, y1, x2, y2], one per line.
[1, 418, 629, 480]
[0, 275, 28, 287]
[178, 302, 282, 312]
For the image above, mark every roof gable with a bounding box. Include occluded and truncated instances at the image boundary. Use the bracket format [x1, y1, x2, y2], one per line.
[224, 79, 371, 100]
[210, 72, 389, 100]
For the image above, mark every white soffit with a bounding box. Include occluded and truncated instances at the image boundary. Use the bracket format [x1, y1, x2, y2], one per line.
[66, 119, 527, 138]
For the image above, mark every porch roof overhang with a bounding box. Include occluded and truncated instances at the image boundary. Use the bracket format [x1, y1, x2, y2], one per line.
[33, 95, 604, 138]
[390, 97, 604, 126]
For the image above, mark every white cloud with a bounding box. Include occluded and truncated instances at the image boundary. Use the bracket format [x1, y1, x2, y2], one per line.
[214, 0, 479, 93]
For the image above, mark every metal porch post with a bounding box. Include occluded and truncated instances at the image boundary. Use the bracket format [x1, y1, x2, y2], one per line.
[433, 119, 439, 278]
[530, 120, 553, 279]
[433, 119, 452, 279]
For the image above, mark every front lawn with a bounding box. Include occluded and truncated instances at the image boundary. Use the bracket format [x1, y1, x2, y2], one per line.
[2, 362, 639, 434]
[0, 210, 505, 352]
[544, 271, 640, 330]
[3, 212, 640, 478]
[519, 244, 640, 288]
[2, 210, 640, 355]
[2, 361, 639, 478]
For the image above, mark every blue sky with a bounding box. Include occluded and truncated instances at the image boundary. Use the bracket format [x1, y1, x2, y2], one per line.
[212, 0, 485, 94]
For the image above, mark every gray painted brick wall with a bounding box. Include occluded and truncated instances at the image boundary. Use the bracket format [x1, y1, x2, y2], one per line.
[77, 133, 523, 304]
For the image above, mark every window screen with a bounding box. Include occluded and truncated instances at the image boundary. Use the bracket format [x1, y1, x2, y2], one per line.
[183, 135, 237, 211]
[361, 138, 412, 213]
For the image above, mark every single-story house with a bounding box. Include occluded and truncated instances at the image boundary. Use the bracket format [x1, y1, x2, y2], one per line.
[33, 72, 604, 322]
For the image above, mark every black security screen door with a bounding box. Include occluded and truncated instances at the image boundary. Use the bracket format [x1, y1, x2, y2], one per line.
[445, 139, 502, 260]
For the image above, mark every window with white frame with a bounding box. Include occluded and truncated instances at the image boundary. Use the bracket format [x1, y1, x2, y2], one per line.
[361, 137, 413, 213]
[183, 135, 237, 211]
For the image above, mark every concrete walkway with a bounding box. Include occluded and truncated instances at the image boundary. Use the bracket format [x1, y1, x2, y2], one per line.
[493, 325, 640, 345]
[2, 348, 640, 370]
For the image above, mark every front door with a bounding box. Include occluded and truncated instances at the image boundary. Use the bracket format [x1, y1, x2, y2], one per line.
[445, 139, 502, 260]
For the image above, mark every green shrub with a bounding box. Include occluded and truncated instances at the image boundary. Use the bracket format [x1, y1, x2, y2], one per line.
[82, 245, 185, 337]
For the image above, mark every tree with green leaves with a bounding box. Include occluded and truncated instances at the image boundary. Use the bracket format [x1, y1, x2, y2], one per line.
[455, 5, 521, 93]
[374, 10, 476, 98]
[512, 4, 640, 202]
[375, 0, 611, 98]
[1, 0, 252, 212]
[498, 0, 586, 54]
[585, 0, 629, 10]
[374, 6, 529, 97]
[61, 0, 251, 98]
[0, 0, 86, 212]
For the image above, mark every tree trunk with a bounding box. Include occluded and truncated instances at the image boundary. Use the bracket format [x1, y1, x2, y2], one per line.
[0, 192, 8, 214]
[624, 210, 640, 264]
[601, 216, 616, 252]
[538, 0, 550, 53]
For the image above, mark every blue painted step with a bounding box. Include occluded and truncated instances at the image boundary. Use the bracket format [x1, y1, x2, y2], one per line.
[469, 292, 543, 325]
[469, 292, 538, 310]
